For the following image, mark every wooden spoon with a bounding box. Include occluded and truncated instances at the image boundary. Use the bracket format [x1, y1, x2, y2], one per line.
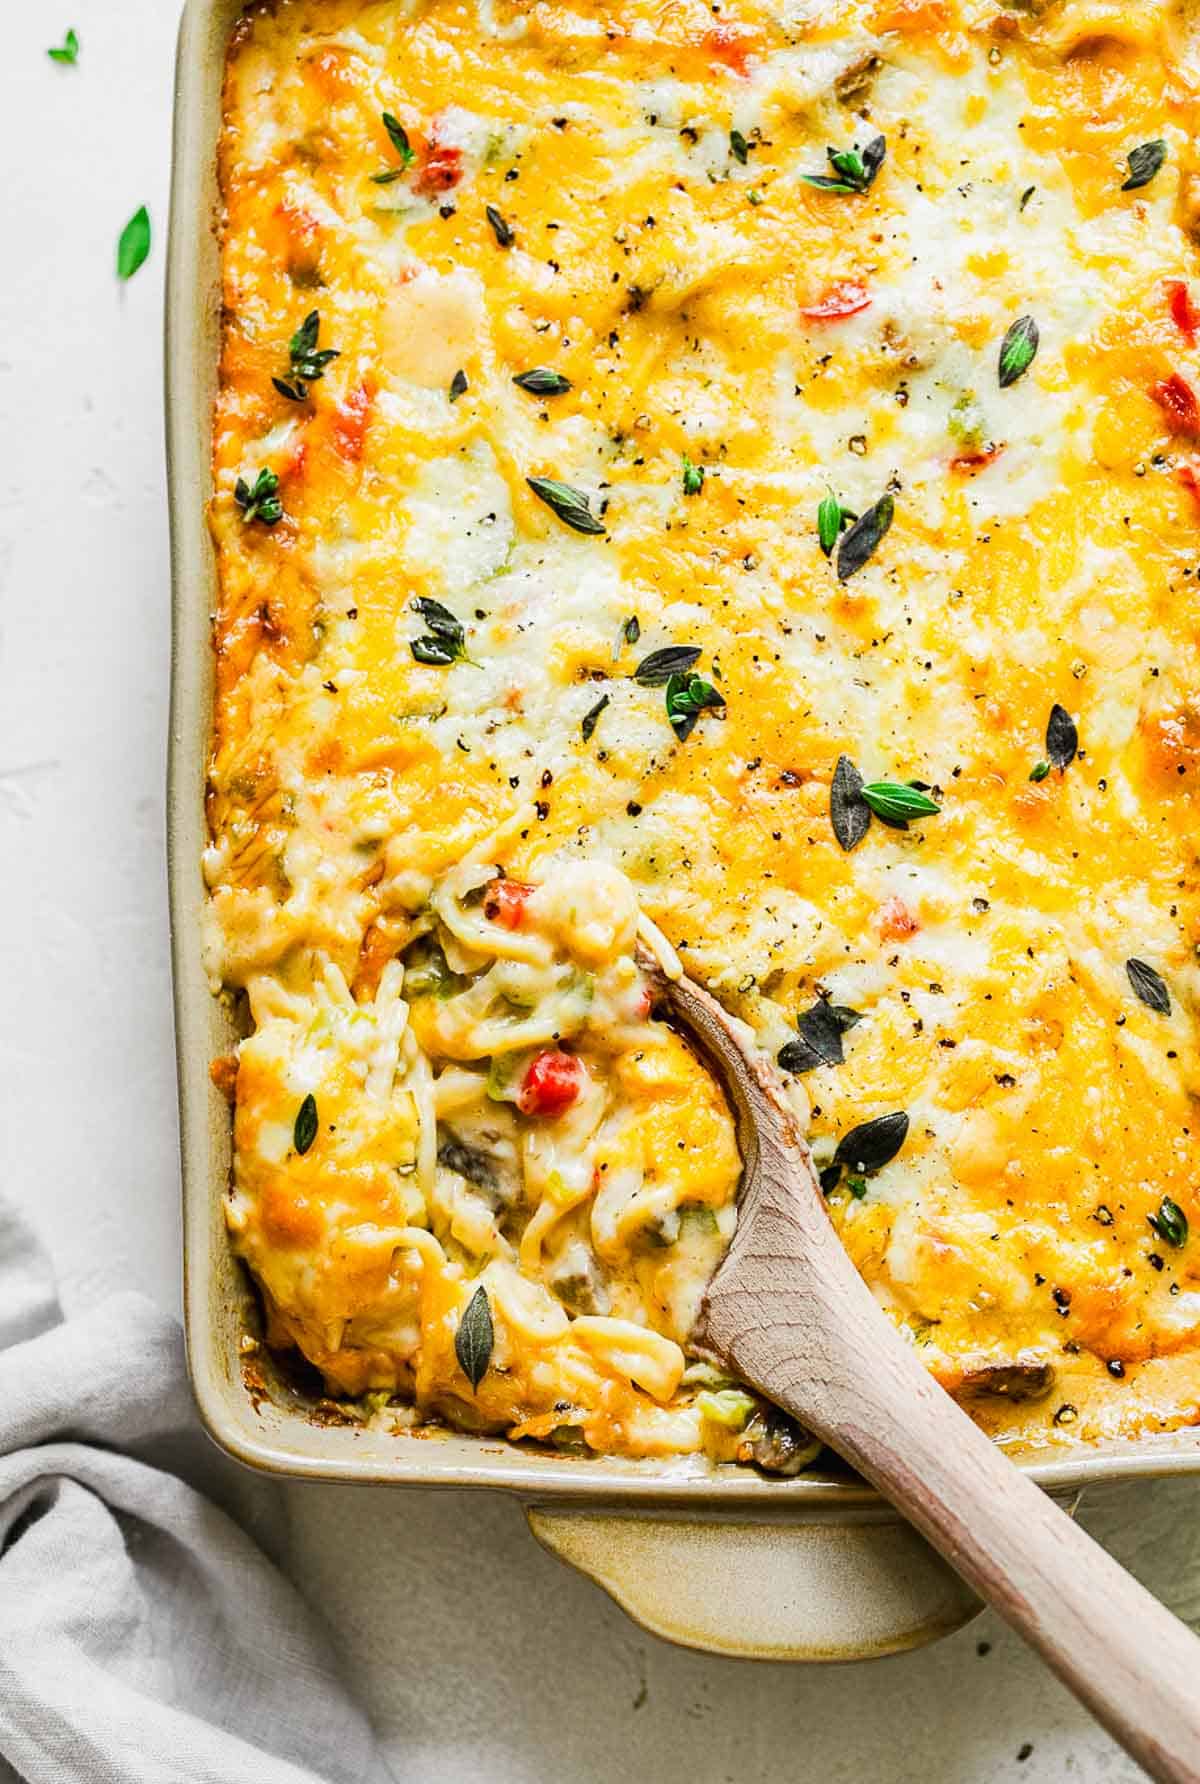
[652, 959, 1200, 1784]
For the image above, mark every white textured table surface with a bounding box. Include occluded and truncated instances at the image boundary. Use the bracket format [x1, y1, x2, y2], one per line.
[1, 7, 1194, 1780]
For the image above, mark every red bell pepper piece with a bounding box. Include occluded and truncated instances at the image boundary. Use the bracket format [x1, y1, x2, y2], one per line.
[801, 280, 872, 322]
[518, 1050, 587, 1117]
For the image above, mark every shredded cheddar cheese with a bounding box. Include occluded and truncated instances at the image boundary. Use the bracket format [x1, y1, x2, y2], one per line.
[210, 0, 1200, 1463]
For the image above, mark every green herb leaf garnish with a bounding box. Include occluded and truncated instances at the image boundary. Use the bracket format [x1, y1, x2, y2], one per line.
[730, 129, 749, 165]
[830, 755, 871, 852]
[818, 492, 842, 557]
[234, 468, 283, 527]
[581, 692, 610, 742]
[486, 204, 515, 247]
[273, 310, 340, 403]
[1126, 957, 1171, 1016]
[1046, 703, 1078, 770]
[410, 596, 472, 667]
[382, 112, 415, 167]
[455, 1284, 494, 1390]
[416, 597, 466, 639]
[830, 759, 936, 844]
[513, 368, 572, 396]
[1149, 1196, 1188, 1249]
[48, 27, 79, 63]
[526, 476, 606, 535]
[821, 1111, 909, 1195]
[613, 614, 640, 661]
[817, 489, 856, 557]
[665, 671, 725, 741]
[834, 1110, 909, 1173]
[1029, 761, 1051, 783]
[449, 367, 469, 402]
[634, 645, 702, 686]
[117, 206, 151, 281]
[682, 454, 705, 496]
[801, 173, 855, 194]
[801, 134, 886, 195]
[410, 638, 459, 666]
[1122, 140, 1167, 192]
[999, 315, 1039, 388]
[778, 999, 864, 1075]
[293, 1093, 319, 1155]
[836, 493, 894, 581]
[860, 781, 941, 826]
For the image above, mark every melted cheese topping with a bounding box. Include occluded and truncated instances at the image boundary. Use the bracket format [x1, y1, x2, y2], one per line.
[212, 0, 1200, 1460]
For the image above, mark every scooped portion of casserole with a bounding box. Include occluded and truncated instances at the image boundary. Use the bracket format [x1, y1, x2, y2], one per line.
[209, 0, 1200, 1463]
[225, 857, 759, 1456]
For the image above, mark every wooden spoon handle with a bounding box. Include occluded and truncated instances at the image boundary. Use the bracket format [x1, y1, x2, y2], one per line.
[707, 1189, 1200, 1783]
[667, 963, 1200, 1775]
[827, 1365, 1200, 1782]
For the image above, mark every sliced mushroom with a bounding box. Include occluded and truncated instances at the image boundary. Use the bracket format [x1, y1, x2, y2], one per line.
[835, 51, 883, 106]
[435, 1117, 520, 1210]
[436, 1136, 498, 1191]
[547, 1240, 611, 1316]
[641, 1207, 681, 1249]
[640, 1201, 721, 1251]
[959, 1361, 1055, 1403]
[738, 1406, 822, 1477]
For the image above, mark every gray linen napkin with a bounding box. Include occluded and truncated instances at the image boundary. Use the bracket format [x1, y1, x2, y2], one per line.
[0, 1197, 393, 1784]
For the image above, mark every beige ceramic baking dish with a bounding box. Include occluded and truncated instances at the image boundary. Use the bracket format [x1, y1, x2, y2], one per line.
[165, 0, 1200, 1663]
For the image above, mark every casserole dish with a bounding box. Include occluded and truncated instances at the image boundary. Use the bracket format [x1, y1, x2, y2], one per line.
[166, 0, 1200, 1662]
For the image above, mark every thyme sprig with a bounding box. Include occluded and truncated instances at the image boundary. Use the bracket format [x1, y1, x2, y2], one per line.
[273, 310, 340, 403]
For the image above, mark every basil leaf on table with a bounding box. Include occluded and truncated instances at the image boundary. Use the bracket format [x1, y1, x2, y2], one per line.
[117, 206, 151, 281]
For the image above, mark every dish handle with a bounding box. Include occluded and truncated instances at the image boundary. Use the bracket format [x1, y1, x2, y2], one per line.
[525, 1502, 986, 1661]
